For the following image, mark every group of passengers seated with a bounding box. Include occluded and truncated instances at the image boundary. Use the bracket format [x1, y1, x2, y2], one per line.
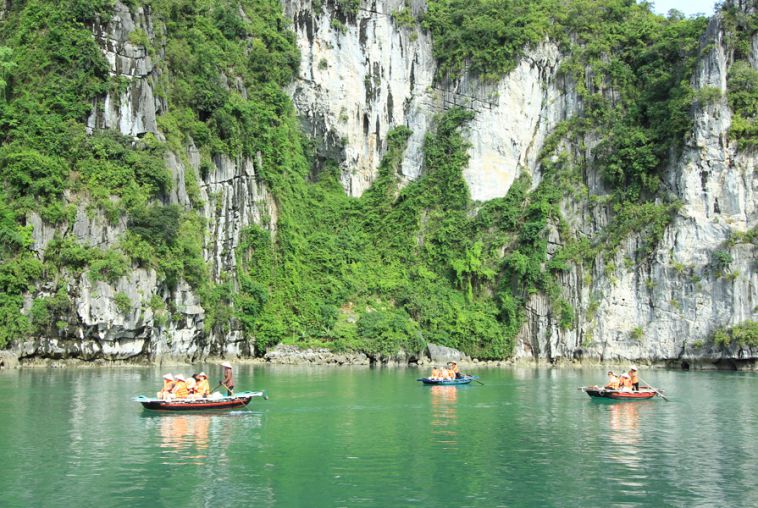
[429, 361, 464, 380]
[157, 372, 211, 400]
[604, 366, 640, 392]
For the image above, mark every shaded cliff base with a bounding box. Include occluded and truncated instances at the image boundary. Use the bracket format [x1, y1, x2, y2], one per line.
[3, 344, 756, 371]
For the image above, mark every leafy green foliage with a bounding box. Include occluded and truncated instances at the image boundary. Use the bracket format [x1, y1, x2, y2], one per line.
[357, 309, 424, 360]
[423, 0, 551, 80]
[721, 5, 758, 147]
[712, 249, 733, 275]
[714, 320, 758, 348]
[114, 292, 132, 315]
[727, 61, 758, 148]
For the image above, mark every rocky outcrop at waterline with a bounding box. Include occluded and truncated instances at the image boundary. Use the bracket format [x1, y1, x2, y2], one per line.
[265, 344, 371, 365]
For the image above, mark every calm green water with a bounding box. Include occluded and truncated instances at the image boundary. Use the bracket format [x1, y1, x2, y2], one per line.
[1, 366, 757, 506]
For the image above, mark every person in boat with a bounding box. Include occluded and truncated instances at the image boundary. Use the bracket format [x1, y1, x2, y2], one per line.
[220, 362, 235, 396]
[157, 373, 175, 400]
[628, 366, 639, 391]
[448, 361, 463, 379]
[186, 373, 198, 394]
[171, 374, 190, 399]
[193, 372, 210, 399]
[430, 367, 440, 380]
[604, 370, 619, 390]
[618, 373, 632, 392]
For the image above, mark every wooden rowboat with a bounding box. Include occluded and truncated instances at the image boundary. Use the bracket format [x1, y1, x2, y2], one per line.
[417, 375, 479, 386]
[581, 386, 659, 400]
[134, 390, 266, 411]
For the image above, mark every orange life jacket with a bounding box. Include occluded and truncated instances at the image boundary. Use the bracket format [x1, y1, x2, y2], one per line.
[161, 380, 174, 393]
[173, 380, 189, 399]
[605, 376, 619, 390]
[629, 372, 639, 384]
[194, 379, 210, 397]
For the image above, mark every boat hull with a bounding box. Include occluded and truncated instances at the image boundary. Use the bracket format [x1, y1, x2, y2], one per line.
[135, 391, 263, 411]
[583, 387, 658, 400]
[417, 376, 478, 386]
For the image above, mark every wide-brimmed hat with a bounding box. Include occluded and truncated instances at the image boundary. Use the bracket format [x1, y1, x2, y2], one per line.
[163, 373, 174, 380]
[198, 372, 207, 378]
[629, 365, 638, 371]
[174, 374, 186, 381]
[221, 362, 232, 369]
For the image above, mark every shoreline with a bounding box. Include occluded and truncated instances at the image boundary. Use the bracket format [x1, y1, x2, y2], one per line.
[3, 353, 756, 371]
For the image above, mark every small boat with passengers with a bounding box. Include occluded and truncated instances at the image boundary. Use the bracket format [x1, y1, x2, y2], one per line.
[417, 375, 479, 386]
[134, 390, 267, 411]
[581, 386, 662, 400]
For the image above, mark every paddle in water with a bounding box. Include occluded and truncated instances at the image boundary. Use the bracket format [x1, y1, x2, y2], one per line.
[639, 376, 669, 401]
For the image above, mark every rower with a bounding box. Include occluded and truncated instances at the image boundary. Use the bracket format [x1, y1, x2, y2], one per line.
[157, 373, 175, 400]
[604, 370, 619, 390]
[448, 361, 462, 379]
[628, 366, 640, 391]
[220, 362, 235, 395]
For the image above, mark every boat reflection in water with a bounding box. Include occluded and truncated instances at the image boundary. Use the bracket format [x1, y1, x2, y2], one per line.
[430, 386, 458, 449]
[159, 415, 212, 464]
[605, 401, 651, 491]
[155, 411, 263, 467]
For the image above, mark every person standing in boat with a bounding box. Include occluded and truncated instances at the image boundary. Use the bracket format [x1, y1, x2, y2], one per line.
[448, 361, 463, 379]
[628, 366, 640, 391]
[220, 362, 235, 395]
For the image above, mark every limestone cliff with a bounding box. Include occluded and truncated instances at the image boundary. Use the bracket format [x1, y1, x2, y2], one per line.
[16, 2, 276, 362]
[284, 0, 757, 367]
[520, 10, 758, 368]
[7, 0, 758, 368]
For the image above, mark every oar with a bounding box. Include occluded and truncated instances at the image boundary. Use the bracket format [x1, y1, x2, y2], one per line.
[638, 376, 669, 402]
[469, 376, 484, 386]
[221, 383, 235, 396]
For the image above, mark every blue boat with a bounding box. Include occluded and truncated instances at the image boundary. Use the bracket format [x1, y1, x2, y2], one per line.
[417, 375, 479, 386]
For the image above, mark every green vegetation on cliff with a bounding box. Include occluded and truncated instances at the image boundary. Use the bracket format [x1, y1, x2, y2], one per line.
[0, 0, 735, 359]
[722, 4, 758, 148]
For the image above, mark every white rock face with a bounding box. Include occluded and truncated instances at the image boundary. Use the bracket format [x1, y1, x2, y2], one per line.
[515, 11, 758, 366]
[285, 1, 578, 202]
[284, 0, 437, 195]
[454, 43, 576, 200]
[87, 1, 163, 138]
[199, 152, 278, 280]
